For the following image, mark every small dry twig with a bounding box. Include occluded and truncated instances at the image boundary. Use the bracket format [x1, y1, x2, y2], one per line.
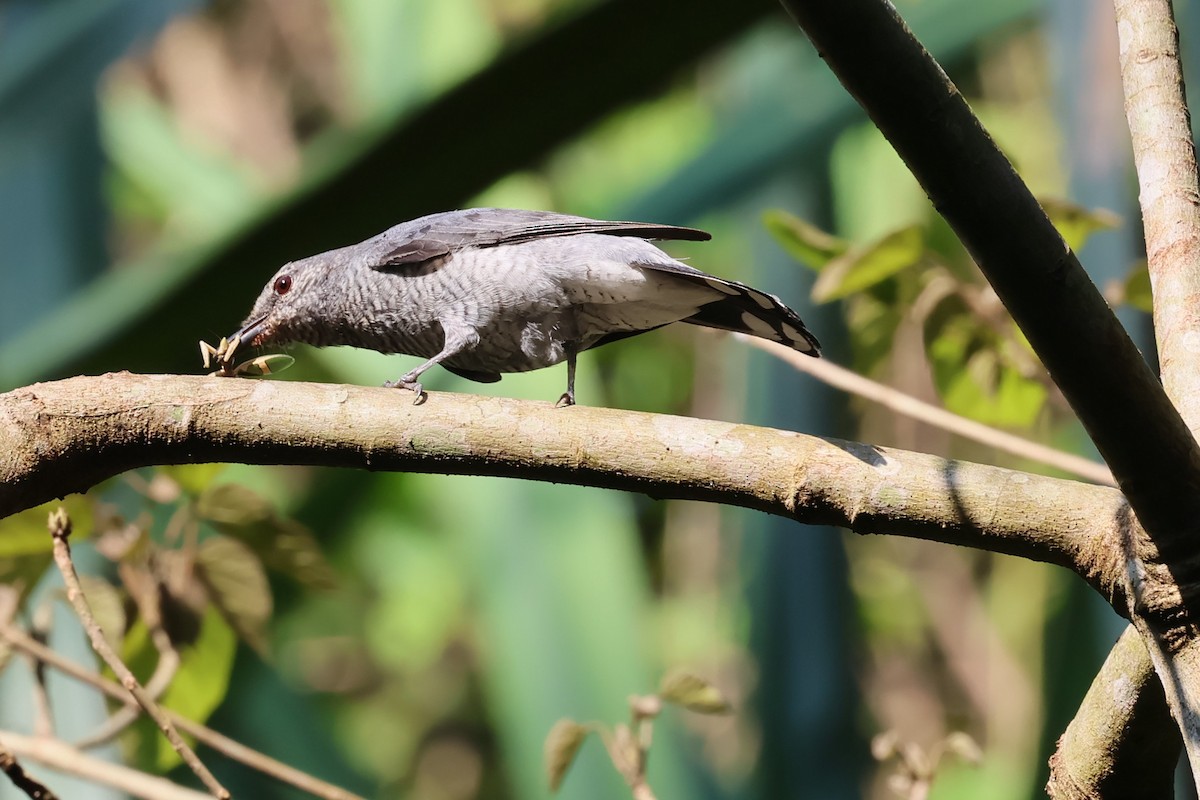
[0, 623, 365, 800]
[738, 334, 1115, 486]
[0, 744, 59, 800]
[47, 508, 231, 800]
[75, 566, 181, 750]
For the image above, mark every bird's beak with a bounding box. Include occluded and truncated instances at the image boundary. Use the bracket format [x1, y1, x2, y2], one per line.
[219, 314, 271, 368]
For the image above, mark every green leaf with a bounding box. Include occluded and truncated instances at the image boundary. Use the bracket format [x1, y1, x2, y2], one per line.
[195, 535, 273, 656]
[1123, 260, 1152, 313]
[0, 498, 95, 607]
[195, 484, 337, 590]
[0, 497, 94, 558]
[124, 605, 236, 772]
[763, 209, 849, 270]
[544, 719, 590, 792]
[812, 225, 925, 302]
[658, 671, 732, 714]
[1040, 197, 1121, 252]
[158, 464, 227, 497]
[927, 321, 1047, 427]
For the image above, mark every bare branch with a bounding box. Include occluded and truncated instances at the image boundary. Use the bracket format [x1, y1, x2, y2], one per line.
[739, 335, 1115, 485]
[47, 510, 230, 800]
[0, 374, 1129, 597]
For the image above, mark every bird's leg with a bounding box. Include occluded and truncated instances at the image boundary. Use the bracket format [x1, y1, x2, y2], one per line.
[385, 328, 474, 405]
[556, 343, 578, 408]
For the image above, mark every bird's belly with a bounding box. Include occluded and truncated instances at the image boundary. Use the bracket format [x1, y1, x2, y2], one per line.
[445, 312, 573, 374]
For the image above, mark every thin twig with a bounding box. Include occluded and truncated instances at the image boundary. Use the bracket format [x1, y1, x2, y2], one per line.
[0, 624, 366, 800]
[0, 743, 59, 800]
[27, 600, 56, 739]
[0, 730, 209, 800]
[738, 335, 1116, 486]
[76, 564, 180, 750]
[46, 509, 231, 800]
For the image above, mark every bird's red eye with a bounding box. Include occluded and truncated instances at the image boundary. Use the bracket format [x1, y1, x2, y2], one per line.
[274, 275, 293, 295]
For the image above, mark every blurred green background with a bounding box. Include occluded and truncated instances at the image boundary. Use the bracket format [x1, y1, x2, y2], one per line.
[0, 0, 1169, 798]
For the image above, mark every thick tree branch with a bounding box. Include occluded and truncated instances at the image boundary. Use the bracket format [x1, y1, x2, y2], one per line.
[0, 373, 1127, 596]
[1047, 626, 1179, 799]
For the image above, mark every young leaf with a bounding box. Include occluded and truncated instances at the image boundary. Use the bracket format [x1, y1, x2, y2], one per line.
[763, 209, 849, 270]
[812, 225, 925, 302]
[658, 671, 732, 714]
[1123, 261, 1152, 313]
[1040, 197, 1120, 252]
[158, 464, 228, 497]
[544, 719, 590, 792]
[195, 535, 273, 655]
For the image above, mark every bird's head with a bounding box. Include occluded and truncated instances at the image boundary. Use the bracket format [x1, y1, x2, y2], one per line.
[225, 254, 337, 358]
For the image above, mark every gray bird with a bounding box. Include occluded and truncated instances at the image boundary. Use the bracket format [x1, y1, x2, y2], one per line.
[221, 208, 820, 405]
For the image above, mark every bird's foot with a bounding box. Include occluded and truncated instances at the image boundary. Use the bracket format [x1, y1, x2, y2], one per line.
[555, 390, 575, 408]
[384, 376, 427, 405]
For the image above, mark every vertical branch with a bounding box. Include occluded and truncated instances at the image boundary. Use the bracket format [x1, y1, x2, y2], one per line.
[1112, 0, 1200, 783]
[1116, 0, 1200, 426]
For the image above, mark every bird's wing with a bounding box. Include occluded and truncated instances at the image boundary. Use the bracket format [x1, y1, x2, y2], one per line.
[368, 208, 710, 269]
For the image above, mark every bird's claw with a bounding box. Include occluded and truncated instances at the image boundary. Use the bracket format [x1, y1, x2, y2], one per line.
[385, 377, 427, 405]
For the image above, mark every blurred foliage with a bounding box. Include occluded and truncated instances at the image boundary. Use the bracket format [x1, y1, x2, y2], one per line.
[0, 2, 1158, 800]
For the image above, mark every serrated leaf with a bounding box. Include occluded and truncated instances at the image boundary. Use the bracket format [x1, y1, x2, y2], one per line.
[195, 484, 272, 526]
[763, 209, 849, 270]
[1041, 197, 1120, 252]
[196, 484, 337, 590]
[124, 605, 237, 773]
[77, 575, 126, 654]
[1123, 260, 1152, 313]
[195, 535, 272, 655]
[812, 225, 925, 302]
[658, 671, 732, 714]
[544, 719, 589, 792]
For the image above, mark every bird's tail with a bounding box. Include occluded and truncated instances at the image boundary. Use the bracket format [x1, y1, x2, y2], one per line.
[683, 279, 821, 356]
